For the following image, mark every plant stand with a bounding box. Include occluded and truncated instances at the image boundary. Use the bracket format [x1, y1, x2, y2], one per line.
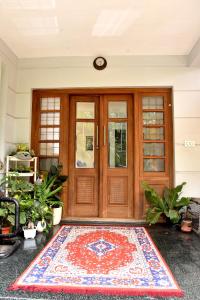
[5, 156, 37, 196]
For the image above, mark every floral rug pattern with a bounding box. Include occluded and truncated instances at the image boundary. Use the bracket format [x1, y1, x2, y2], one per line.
[10, 225, 183, 297]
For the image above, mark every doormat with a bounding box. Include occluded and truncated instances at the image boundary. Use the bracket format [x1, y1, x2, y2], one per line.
[9, 225, 183, 297]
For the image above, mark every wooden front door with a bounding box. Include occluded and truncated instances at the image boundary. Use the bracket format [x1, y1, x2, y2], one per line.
[68, 94, 134, 218]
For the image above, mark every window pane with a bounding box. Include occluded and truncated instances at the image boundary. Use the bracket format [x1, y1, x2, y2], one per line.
[142, 96, 164, 109]
[40, 143, 59, 156]
[108, 102, 127, 118]
[76, 122, 94, 168]
[108, 122, 127, 168]
[40, 127, 60, 140]
[144, 159, 165, 172]
[39, 158, 58, 171]
[54, 97, 60, 110]
[143, 112, 164, 125]
[76, 102, 95, 119]
[144, 143, 165, 156]
[41, 97, 60, 110]
[41, 112, 60, 125]
[143, 127, 164, 140]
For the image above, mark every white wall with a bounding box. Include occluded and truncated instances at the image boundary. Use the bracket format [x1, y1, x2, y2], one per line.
[0, 39, 18, 171]
[15, 55, 200, 197]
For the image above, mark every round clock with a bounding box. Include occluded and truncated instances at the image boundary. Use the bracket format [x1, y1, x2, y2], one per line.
[93, 56, 107, 70]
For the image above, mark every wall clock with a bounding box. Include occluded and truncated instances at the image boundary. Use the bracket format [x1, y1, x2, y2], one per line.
[93, 57, 107, 70]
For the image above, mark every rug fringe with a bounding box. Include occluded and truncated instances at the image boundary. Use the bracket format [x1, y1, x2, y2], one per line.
[8, 283, 184, 297]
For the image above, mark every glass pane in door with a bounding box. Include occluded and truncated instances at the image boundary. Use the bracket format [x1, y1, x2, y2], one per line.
[76, 102, 95, 119]
[108, 122, 127, 168]
[142, 96, 164, 109]
[143, 143, 165, 156]
[76, 122, 94, 168]
[41, 97, 60, 110]
[108, 102, 127, 118]
[143, 127, 164, 140]
[143, 112, 164, 125]
[144, 158, 165, 172]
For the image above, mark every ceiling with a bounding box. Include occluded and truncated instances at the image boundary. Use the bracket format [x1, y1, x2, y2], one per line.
[0, 0, 200, 58]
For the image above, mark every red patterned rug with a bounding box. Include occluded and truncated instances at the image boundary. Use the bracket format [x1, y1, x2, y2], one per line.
[9, 225, 183, 297]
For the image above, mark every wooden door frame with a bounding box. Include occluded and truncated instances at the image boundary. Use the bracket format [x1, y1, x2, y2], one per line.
[32, 87, 173, 220]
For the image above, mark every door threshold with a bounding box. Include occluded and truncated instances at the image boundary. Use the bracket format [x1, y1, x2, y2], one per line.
[61, 217, 146, 225]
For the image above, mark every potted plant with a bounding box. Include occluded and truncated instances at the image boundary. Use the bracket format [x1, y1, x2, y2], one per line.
[0, 204, 11, 234]
[33, 173, 63, 229]
[180, 207, 192, 232]
[9, 143, 35, 159]
[141, 181, 191, 225]
[51, 197, 63, 226]
[45, 165, 67, 225]
[0, 175, 37, 237]
[19, 196, 41, 239]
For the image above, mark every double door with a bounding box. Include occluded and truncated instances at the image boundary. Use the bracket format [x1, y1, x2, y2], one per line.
[68, 94, 134, 218]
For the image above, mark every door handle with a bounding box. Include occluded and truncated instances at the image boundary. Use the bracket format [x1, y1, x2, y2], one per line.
[103, 126, 106, 146]
[96, 125, 99, 149]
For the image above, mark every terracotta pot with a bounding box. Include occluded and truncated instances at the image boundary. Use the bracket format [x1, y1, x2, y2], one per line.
[1, 226, 10, 234]
[181, 220, 192, 232]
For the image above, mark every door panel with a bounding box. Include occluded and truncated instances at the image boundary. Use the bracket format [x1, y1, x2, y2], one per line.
[69, 94, 134, 218]
[102, 95, 134, 218]
[68, 96, 99, 217]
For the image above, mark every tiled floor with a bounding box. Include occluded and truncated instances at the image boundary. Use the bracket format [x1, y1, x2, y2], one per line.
[0, 223, 200, 300]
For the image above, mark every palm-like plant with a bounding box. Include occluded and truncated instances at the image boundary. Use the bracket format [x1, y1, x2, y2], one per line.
[46, 165, 68, 208]
[33, 175, 64, 227]
[34, 175, 62, 205]
[141, 181, 191, 225]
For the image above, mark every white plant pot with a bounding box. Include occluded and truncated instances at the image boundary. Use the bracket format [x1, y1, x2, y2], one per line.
[36, 220, 46, 232]
[23, 227, 37, 239]
[52, 207, 62, 225]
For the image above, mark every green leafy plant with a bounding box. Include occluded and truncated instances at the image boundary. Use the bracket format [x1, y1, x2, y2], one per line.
[0, 203, 12, 227]
[0, 175, 34, 227]
[141, 181, 191, 225]
[9, 143, 35, 157]
[0, 175, 51, 230]
[33, 175, 64, 230]
[34, 175, 63, 206]
[0, 165, 67, 232]
[45, 165, 68, 208]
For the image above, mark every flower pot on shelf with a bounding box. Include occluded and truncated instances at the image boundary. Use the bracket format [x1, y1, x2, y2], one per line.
[1, 226, 11, 235]
[52, 207, 62, 225]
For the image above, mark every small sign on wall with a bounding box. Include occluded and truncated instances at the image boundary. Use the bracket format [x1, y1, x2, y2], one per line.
[184, 140, 196, 147]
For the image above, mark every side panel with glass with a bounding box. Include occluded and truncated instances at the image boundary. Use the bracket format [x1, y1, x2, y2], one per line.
[39, 97, 61, 171]
[142, 96, 165, 172]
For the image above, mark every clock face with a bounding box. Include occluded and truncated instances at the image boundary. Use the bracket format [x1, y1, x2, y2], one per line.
[93, 57, 107, 70]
